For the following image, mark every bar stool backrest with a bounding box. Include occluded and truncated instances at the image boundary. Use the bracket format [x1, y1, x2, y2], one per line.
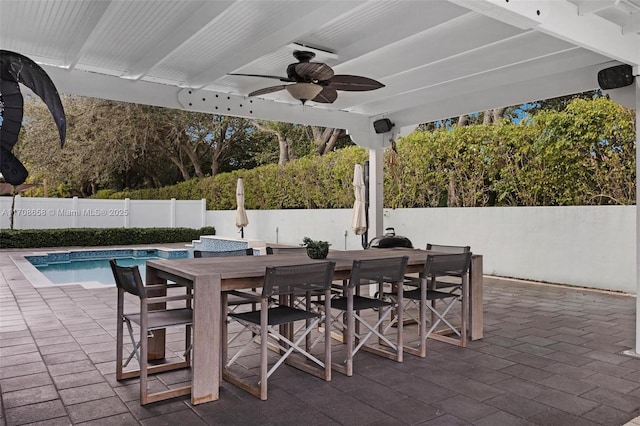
[109, 259, 146, 299]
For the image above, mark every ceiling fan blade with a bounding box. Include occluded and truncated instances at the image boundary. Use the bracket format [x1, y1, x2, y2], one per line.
[312, 88, 338, 103]
[294, 62, 334, 81]
[228, 73, 294, 83]
[326, 75, 384, 91]
[248, 85, 288, 97]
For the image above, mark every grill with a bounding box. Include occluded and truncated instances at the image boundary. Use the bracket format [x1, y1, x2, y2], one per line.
[368, 228, 413, 249]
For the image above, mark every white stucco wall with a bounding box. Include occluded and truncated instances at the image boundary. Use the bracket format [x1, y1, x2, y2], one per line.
[208, 206, 636, 294]
[1, 197, 634, 293]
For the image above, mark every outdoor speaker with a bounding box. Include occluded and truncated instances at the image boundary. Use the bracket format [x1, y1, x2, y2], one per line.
[373, 118, 394, 134]
[597, 65, 635, 90]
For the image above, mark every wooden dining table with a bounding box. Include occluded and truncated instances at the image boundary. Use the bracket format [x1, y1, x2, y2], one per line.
[145, 247, 483, 405]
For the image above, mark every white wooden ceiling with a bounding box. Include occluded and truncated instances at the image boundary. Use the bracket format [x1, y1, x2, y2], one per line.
[1, 0, 638, 147]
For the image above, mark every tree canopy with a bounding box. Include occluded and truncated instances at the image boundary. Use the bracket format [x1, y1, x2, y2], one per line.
[16, 95, 349, 196]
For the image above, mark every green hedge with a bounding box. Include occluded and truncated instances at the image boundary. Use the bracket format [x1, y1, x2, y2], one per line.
[97, 98, 636, 208]
[0, 226, 216, 249]
[108, 146, 368, 210]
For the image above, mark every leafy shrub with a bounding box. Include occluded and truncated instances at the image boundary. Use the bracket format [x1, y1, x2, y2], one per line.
[106, 146, 368, 210]
[98, 98, 636, 209]
[93, 189, 117, 199]
[0, 226, 216, 248]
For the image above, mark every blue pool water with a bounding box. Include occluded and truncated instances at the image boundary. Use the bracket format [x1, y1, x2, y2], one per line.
[26, 248, 189, 286]
[36, 256, 158, 285]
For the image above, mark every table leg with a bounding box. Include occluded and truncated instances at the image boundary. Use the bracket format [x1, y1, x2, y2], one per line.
[192, 274, 220, 404]
[469, 255, 483, 340]
[145, 265, 166, 360]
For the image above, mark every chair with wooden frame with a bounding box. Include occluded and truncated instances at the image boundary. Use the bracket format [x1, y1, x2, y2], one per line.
[321, 256, 408, 377]
[402, 252, 472, 358]
[266, 245, 325, 308]
[223, 261, 336, 400]
[424, 244, 471, 292]
[109, 259, 193, 405]
[395, 244, 471, 326]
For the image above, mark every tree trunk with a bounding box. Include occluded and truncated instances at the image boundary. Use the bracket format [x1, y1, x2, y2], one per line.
[492, 107, 506, 121]
[251, 120, 290, 165]
[447, 172, 458, 207]
[146, 173, 162, 188]
[169, 156, 192, 181]
[284, 137, 294, 164]
[211, 121, 230, 177]
[482, 111, 492, 125]
[179, 141, 205, 178]
[458, 115, 468, 126]
[479, 108, 506, 125]
[313, 127, 342, 155]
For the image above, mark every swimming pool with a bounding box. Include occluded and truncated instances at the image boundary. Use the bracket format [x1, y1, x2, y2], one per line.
[35, 256, 159, 286]
[22, 248, 189, 287]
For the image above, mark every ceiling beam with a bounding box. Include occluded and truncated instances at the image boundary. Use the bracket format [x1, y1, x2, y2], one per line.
[41, 64, 379, 147]
[188, 1, 366, 88]
[359, 48, 608, 117]
[123, 1, 236, 80]
[176, 89, 376, 145]
[383, 61, 612, 128]
[332, 2, 471, 66]
[453, 0, 639, 66]
[575, 0, 617, 16]
[623, 12, 640, 35]
[65, 1, 114, 70]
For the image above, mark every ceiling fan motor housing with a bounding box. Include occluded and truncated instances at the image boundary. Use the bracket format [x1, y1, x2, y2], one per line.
[287, 51, 315, 81]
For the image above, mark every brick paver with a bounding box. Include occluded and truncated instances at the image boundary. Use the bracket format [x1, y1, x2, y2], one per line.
[2, 247, 640, 425]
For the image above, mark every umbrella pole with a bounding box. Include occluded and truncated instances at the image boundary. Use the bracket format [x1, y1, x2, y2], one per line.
[362, 161, 370, 249]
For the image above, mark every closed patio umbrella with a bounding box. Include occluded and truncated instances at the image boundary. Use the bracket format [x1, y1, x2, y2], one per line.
[351, 164, 367, 236]
[235, 177, 249, 238]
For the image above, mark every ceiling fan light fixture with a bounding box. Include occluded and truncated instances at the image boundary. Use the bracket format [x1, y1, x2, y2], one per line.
[286, 83, 322, 104]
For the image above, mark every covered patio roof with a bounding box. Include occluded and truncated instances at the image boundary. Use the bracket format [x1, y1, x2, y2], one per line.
[1, 0, 640, 346]
[1, 1, 637, 137]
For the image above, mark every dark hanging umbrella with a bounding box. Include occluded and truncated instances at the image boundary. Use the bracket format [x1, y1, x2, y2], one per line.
[0, 50, 66, 185]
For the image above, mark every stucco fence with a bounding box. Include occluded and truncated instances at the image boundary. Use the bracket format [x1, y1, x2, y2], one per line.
[1, 196, 635, 294]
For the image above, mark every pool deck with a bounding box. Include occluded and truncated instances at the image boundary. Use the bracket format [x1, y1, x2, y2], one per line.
[2, 244, 640, 425]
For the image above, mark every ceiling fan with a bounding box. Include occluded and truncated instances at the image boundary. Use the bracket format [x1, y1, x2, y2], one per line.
[229, 50, 384, 105]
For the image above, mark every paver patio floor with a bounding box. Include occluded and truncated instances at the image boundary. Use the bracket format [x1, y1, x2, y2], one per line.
[2, 247, 640, 425]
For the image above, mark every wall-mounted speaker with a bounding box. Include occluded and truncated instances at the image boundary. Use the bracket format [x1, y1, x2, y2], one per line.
[597, 65, 634, 90]
[373, 118, 394, 134]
